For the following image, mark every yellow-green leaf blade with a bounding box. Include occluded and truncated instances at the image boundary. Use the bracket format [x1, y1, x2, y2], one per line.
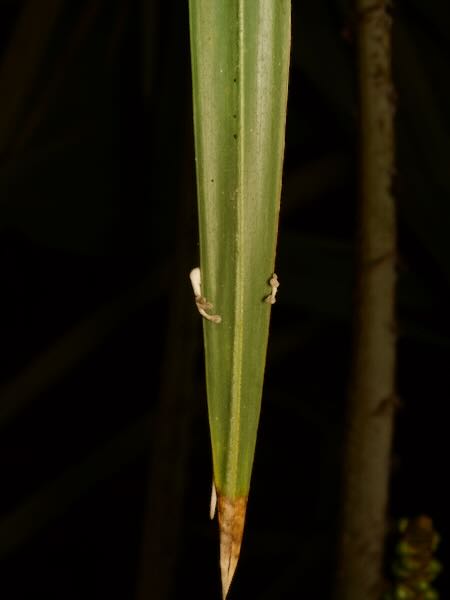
[189, 0, 291, 499]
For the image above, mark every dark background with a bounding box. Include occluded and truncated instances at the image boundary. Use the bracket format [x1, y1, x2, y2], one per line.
[0, 1, 449, 598]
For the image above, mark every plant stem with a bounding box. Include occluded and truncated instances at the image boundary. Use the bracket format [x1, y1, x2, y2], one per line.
[335, 2, 397, 599]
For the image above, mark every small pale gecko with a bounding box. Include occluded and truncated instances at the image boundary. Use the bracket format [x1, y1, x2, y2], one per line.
[189, 267, 222, 323]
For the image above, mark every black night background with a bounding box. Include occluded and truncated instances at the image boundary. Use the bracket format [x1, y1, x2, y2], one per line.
[0, 1, 449, 598]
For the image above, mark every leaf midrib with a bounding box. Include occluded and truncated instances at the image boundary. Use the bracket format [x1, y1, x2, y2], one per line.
[227, 0, 245, 496]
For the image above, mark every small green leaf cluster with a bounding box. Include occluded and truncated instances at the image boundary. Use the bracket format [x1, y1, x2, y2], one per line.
[384, 516, 441, 600]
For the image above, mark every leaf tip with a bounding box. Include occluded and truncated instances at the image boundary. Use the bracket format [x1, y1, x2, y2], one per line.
[218, 495, 247, 599]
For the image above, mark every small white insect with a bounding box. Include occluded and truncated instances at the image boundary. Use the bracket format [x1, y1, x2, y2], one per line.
[210, 480, 217, 520]
[189, 267, 222, 323]
[265, 273, 280, 304]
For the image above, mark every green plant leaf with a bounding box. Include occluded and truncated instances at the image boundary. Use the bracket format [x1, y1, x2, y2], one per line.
[189, 2, 290, 596]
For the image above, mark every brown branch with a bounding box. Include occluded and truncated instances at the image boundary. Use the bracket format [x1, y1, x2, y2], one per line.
[335, 1, 397, 599]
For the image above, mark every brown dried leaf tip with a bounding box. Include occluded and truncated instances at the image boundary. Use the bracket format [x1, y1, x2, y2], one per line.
[218, 495, 247, 599]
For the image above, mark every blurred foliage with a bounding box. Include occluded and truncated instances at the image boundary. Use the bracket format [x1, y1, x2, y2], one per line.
[0, 1, 449, 599]
[384, 516, 441, 600]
